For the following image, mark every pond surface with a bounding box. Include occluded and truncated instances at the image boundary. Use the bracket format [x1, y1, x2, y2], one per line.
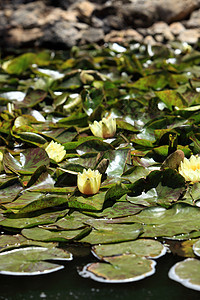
[0, 253, 199, 300]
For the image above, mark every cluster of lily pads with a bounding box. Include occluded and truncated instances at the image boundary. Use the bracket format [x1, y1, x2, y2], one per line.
[1, 41, 200, 290]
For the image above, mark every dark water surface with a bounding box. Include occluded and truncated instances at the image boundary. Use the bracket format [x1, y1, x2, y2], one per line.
[0, 253, 199, 300]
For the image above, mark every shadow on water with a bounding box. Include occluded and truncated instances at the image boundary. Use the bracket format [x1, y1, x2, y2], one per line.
[0, 253, 200, 300]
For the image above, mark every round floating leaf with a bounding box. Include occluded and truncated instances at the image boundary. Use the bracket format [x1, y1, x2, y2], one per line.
[108, 203, 200, 238]
[168, 258, 200, 291]
[4, 191, 44, 210]
[116, 119, 139, 132]
[0, 209, 68, 229]
[0, 183, 23, 204]
[16, 89, 47, 108]
[0, 234, 57, 252]
[80, 254, 156, 283]
[0, 246, 72, 276]
[155, 90, 187, 110]
[193, 239, 200, 257]
[22, 227, 90, 242]
[92, 239, 166, 259]
[76, 139, 113, 153]
[17, 194, 70, 214]
[3, 148, 50, 175]
[68, 192, 106, 211]
[0, 175, 20, 189]
[80, 223, 142, 244]
[42, 211, 93, 230]
[96, 202, 143, 218]
[2, 53, 36, 75]
[103, 148, 130, 177]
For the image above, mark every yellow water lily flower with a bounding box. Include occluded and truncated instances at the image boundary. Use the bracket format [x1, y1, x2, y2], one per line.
[77, 168, 102, 195]
[0, 151, 3, 173]
[178, 155, 200, 183]
[89, 115, 116, 139]
[45, 140, 66, 163]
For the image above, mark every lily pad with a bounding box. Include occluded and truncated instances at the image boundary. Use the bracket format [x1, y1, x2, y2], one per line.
[94, 202, 143, 218]
[2, 53, 36, 75]
[107, 203, 200, 238]
[41, 211, 93, 230]
[80, 223, 142, 244]
[168, 258, 200, 291]
[0, 246, 72, 275]
[0, 209, 68, 229]
[79, 254, 156, 283]
[92, 239, 166, 259]
[0, 183, 23, 204]
[68, 192, 106, 211]
[193, 239, 200, 257]
[103, 148, 131, 177]
[22, 226, 90, 242]
[3, 148, 50, 175]
[0, 234, 57, 252]
[16, 89, 47, 108]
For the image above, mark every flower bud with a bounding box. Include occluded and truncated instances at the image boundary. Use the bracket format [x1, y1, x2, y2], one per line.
[89, 115, 116, 139]
[179, 155, 200, 183]
[77, 168, 102, 195]
[45, 140, 66, 163]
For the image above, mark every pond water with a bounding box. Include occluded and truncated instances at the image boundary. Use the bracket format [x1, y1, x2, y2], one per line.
[0, 253, 199, 300]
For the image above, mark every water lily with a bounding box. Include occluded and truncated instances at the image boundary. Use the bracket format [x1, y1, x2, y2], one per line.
[178, 155, 200, 183]
[89, 115, 116, 139]
[45, 140, 66, 163]
[0, 151, 3, 173]
[77, 168, 102, 195]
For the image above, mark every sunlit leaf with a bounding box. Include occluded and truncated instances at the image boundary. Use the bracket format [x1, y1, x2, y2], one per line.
[169, 258, 200, 291]
[0, 247, 72, 275]
[80, 254, 156, 283]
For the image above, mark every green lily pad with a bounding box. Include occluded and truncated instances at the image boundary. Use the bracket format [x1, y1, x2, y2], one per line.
[17, 194, 70, 214]
[131, 73, 175, 91]
[168, 258, 200, 291]
[4, 191, 44, 210]
[16, 89, 47, 108]
[79, 254, 156, 283]
[3, 148, 50, 175]
[26, 170, 55, 190]
[68, 192, 106, 211]
[0, 183, 23, 204]
[22, 226, 90, 242]
[193, 239, 200, 257]
[41, 211, 92, 230]
[0, 209, 68, 229]
[107, 204, 200, 238]
[0, 246, 72, 275]
[155, 90, 187, 110]
[80, 223, 142, 244]
[2, 53, 36, 75]
[128, 183, 185, 207]
[0, 175, 20, 188]
[0, 234, 57, 252]
[92, 239, 166, 259]
[103, 148, 131, 177]
[95, 202, 143, 218]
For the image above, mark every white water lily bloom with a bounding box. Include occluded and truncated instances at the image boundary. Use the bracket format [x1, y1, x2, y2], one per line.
[45, 140, 66, 163]
[89, 115, 116, 139]
[77, 168, 102, 195]
[179, 155, 200, 183]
